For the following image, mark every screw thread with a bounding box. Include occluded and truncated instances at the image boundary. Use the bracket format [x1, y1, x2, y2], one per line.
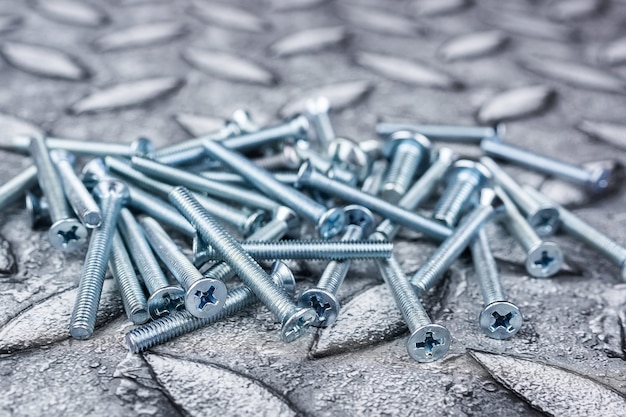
[127, 186, 196, 238]
[154, 123, 239, 165]
[222, 116, 307, 152]
[315, 225, 364, 293]
[54, 156, 102, 227]
[361, 160, 387, 195]
[433, 173, 482, 227]
[382, 143, 424, 198]
[470, 229, 506, 305]
[254, 152, 293, 170]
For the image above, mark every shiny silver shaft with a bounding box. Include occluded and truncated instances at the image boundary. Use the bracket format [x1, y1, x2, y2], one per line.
[5, 135, 136, 156]
[377, 123, 498, 142]
[200, 171, 299, 185]
[0, 165, 38, 210]
[361, 159, 387, 195]
[470, 229, 506, 304]
[306, 97, 335, 150]
[316, 226, 365, 292]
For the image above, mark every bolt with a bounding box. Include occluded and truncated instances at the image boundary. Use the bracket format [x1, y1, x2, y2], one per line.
[109, 231, 150, 324]
[376, 122, 505, 143]
[306, 96, 335, 150]
[0, 165, 38, 211]
[69, 179, 130, 339]
[50, 150, 102, 228]
[497, 188, 562, 278]
[125, 261, 296, 353]
[381, 131, 431, 203]
[470, 229, 523, 339]
[6, 134, 155, 157]
[411, 188, 504, 294]
[360, 159, 387, 195]
[118, 208, 185, 319]
[140, 216, 227, 319]
[524, 186, 626, 282]
[25, 192, 51, 229]
[28, 135, 87, 252]
[480, 156, 559, 237]
[432, 160, 491, 228]
[481, 137, 623, 195]
[202, 140, 345, 240]
[169, 186, 316, 342]
[296, 161, 452, 241]
[328, 137, 371, 181]
[299, 205, 376, 327]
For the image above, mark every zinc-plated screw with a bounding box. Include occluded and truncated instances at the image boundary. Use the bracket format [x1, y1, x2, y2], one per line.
[376, 122, 505, 143]
[29, 135, 88, 252]
[6, 135, 155, 157]
[497, 188, 562, 278]
[0, 165, 38, 211]
[432, 160, 491, 228]
[141, 216, 227, 319]
[299, 205, 376, 327]
[371, 231, 451, 362]
[328, 137, 371, 182]
[69, 179, 130, 339]
[480, 156, 559, 237]
[25, 192, 51, 229]
[360, 159, 387, 195]
[125, 261, 296, 353]
[295, 143, 357, 186]
[381, 131, 431, 203]
[411, 188, 503, 294]
[50, 150, 102, 228]
[524, 186, 626, 282]
[253, 143, 302, 170]
[481, 137, 623, 195]
[203, 140, 346, 240]
[199, 171, 299, 186]
[470, 229, 523, 339]
[109, 231, 150, 324]
[169, 186, 316, 343]
[306, 96, 335, 151]
[296, 161, 452, 241]
[118, 208, 186, 319]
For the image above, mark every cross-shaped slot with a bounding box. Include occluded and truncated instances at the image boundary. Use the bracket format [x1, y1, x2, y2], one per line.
[535, 213, 554, 231]
[534, 250, 555, 271]
[415, 331, 443, 357]
[284, 315, 311, 339]
[309, 295, 331, 322]
[195, 287, 217, 310]
[155, 294, 185, 317]
[58, 226, 81, 247]
[490, 311, 515, 333]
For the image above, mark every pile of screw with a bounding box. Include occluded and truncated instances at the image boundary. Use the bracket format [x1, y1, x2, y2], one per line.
[1, 97, 625, 363]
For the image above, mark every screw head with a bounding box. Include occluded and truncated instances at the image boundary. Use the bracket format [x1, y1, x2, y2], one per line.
[479, 301, 523, 339]
[526, 206, 560, 237]
[25, 192, 51, 230]
[382, 130, 431, 159]
[526, 241, 563, 278]
[81, 158, 108, 188]
[316, 207, 346, 240]
[288, 113, 310, 140]
[585, 162, 624, 195]
[448, 160, 492, 186]
[231, 109, 259, 133]
[280, 308, 316, 343]
[241, 210, 266, 237]
[49, 149, 76, 166]
[184, 278, 228, 319]
[270, 261, 296, 296]
[328, 137, 370, 180]
[148, 285, 186, 319]
[406, 324, 450, 363]
[130, 137, 156, 157]
[272, 206, 301, 239]
[298, 288, 341, 328]
[343, 204, 375, 237]
[93, 179, 130, 204]
[49, 218, 88, 252]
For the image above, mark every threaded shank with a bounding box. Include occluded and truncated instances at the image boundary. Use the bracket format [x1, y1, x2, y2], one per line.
[433, 174, 482, 227]
[382, 143, 423, 200]
[128, 186, 195, 238]
[470, 229, 506, 305]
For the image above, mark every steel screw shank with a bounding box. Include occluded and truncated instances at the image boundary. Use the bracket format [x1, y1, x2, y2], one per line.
[376, 122, 504, 142]
[306, 96, 335, 150]
[0, 165, 38, 211]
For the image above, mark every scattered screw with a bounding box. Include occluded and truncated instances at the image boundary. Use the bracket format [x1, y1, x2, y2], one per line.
[0, 165, 38, 211]
[25, 192, 51, 229]
[306, 96, 335, 150]
[360, 159, 387, 195]
[381, 131, 431, 203]
[376, 122, 505, 143]
[6, 135, 155, 157]
[328, 137, 371, 181]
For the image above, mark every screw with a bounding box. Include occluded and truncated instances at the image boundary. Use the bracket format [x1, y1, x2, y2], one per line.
[480, 156, 559, 237]
[524, 186, 626, 282]
[432, 160, 492, 228]
[470, 229, 523, 339]
[481, 137, 624, 195]
[381, 131, 431, 203]
[6, 134, 155, 157]
[376, 122, 505, 143]
[118, 208, 185, 319]
[296, 161, 452, 241]
[411, 188, 503, 294]
[25, 192, 51, 229]
[69, 179, 130, 339]
[125, 261, 296, 353]
[169, 186, 316, 342]
[140, 216, 227, 319]
[202, 140, 346, 240]
[28, 135, 87, 252]
[299, 205, 376, 327]
[109, 231, 150, 325]
[199, 170, 299, 186]
[50, 150, 102, 228]
[360, 159, 387, 195]
[0, 165, 38, 211]
[497, 188, 562, 278]
[253, 143, 302, 170]
[328, 137, 371, 181]
[295, 143, 357, 186]
[306, 96, 335, 151]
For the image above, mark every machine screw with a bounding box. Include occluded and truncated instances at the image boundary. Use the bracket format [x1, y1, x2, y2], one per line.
[360, 159, 387, 195]
[0, 165, 38, 211]
[298, 205, 376, 327]
[6, 134, 155, 157]
[253, 143, 302, 170]
[470, 229, 523, 339]
[524, 186, 626, 282]
[69, 179, 130, 339]
[141, 216, 227, 319]
[295, 143, 357, 186]
[169, 186, 316, 342]
[381, 131, 431, 203]
[480, 156, 559, 237]
[25, 192, 51, 229]
[29, 135, 87, 252]
[203, 139, 345, 240]
[199, 170, 299, 186]
[481, 137, 623, 195]
[125, 261, 296, 353]
[432, 160, 491, 228]
[306, 96, 335, 151]
[411, 188, 503, 294]
[328, 137, 371, 181]
[376, 122, 505, 143]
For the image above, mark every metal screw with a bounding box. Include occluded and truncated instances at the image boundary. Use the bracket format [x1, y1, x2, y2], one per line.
[328, 137, 371, 181]
[7, 134, 155, 157]
[298, 205, 376, 327]
[125, 261, 296, 353]
[524, 186, 626, 282]
[497, 188, 562, 278]
[481, 137, 624, 195]
[202, 139, 346, 240]
[432, 160, 491, 228]
[29, 135, 87, 252]
[470, 229, 523, 339]
[360, 159, 387, 195]
[411, 188, 503, 294]
[50, 150, 102, 228]
[253, 143, 302, 170]
[118, 208, 185, 319]
[480, 156, 559, 237]
[0, 165, 38, 211]
[296, 161, 452, 241]
[199, 170, 299, 186]
[295, 142, 357, 186]
[25, 192, 51, 229]
[306, 96, 335, 151]
[69, 179, 130, 339]
[381, 131, 431, 203]
[376, 122, 505, 143]
[140, 216, 227, 319]
[169, 186, 316, 343]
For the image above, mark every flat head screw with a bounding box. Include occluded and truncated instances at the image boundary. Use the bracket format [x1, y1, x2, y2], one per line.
[306, 96, 336, 151]
[169, 186, 316, 343]
[5, 135, 155, 157]
[328, 137, 371, 181]
[69, 179, 130, 340]
[28, 135, 87, 252]
[470, 229, 523, 339]
[25, 192, 51, 229]
[381, 131, 432, 203]
[376, 122, 505, 143]
[0, 165, 38, 212]
[202, 139, 345, 240]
